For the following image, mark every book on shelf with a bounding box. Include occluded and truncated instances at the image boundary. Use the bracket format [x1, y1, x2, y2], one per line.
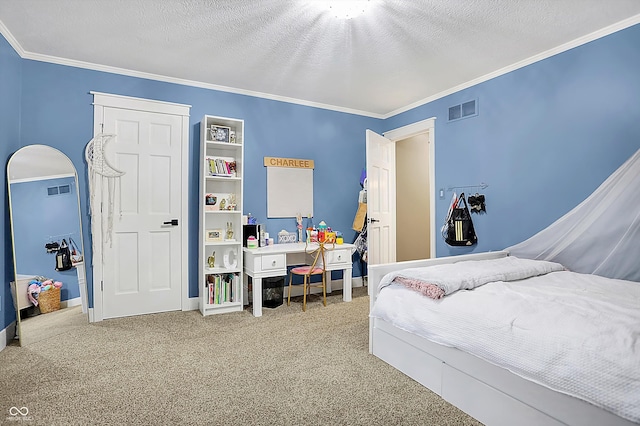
[206, 273, 237, 305]
[205, 156, 236, 177]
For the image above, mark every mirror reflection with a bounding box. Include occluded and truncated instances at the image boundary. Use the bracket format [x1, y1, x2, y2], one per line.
[8, 145, 88, 346]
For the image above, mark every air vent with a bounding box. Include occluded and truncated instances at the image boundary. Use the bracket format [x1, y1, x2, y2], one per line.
[47, 184, 71, 196]
[448, 99, 478, 122]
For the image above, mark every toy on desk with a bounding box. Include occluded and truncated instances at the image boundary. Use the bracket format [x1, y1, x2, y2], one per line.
[317, 221, 328, 242]
[306, 215, 314, 240]
[303, 220, 339, 243]
[307, 227, 318, 242]
[296, 213, 303, 242]
[335, 231, 344, 245]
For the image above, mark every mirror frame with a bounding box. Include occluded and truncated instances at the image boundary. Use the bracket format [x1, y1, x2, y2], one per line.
[7, 144, 88, 346]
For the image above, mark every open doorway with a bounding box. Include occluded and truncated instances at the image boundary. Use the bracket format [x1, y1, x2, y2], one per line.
[366, 118, 436, 266]
[395, 132, 431, 261]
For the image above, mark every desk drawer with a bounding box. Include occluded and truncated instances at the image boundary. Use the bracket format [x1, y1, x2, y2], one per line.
[261, 254, 286, 271]
[327, 249, 350, 265]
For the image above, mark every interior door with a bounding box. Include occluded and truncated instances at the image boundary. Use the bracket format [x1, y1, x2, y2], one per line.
[365, 129, 396, 265]
[100, 107, 183, 319]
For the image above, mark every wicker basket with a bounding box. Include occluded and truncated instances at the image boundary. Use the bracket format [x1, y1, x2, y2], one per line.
[38, 287, 61, 314]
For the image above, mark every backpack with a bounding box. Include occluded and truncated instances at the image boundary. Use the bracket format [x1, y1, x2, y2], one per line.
[55, 239, 73, 271]
[443, 193, 478, 246]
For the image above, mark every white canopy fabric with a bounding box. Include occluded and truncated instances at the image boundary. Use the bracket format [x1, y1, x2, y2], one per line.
[507, 148, 640, 282]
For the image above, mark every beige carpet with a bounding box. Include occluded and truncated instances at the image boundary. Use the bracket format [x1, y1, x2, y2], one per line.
[0, 287, 482, 426]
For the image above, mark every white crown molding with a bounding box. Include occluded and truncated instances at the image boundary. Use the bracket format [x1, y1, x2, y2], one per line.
[20, 49, 385, 119]
[382, 13, 640, 119]
[0, 16, 382, 118]
[0, 18, 25, 56]
[2, 14, 639, 120]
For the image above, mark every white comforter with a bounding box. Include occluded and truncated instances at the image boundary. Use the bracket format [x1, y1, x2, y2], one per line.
[371, 269, 640, 423]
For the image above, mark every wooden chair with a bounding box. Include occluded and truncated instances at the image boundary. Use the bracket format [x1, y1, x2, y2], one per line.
[287, 241, 331, 311]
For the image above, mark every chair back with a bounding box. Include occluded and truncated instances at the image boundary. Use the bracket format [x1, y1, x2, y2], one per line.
[305, 240, 335, 271]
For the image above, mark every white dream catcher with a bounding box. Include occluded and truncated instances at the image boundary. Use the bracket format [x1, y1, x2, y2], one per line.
[85, 133, 125, 249]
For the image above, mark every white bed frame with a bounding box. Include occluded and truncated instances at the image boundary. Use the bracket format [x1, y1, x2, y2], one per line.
[368, 251, 636, 426]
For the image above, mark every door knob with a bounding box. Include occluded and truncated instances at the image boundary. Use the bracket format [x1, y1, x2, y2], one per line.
[163, 219, 179, 226]
[369, 218, 380, 223]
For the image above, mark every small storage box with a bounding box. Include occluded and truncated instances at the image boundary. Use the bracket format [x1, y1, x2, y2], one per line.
[262, 276, 284, 308]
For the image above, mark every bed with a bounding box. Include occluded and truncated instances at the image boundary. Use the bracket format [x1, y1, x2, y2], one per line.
[368, 251, 639, 426]
[10, 274, 37, 310]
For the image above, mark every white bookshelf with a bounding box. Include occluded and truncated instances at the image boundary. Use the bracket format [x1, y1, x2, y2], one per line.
[199, 115, 244, 316]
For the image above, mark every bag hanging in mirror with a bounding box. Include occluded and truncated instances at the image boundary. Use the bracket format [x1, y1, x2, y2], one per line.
[444, 193, 478, 246]
[55, 239, 73, 271]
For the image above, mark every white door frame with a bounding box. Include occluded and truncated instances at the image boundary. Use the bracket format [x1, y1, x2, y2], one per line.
[382, 117, 436, 258]
[88, 92, 191, 322]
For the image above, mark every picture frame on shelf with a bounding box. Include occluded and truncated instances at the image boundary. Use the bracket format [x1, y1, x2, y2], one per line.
[205, 193, 218, 211]
[204, 193, 236, 211]
[206, 229, 224, 242]
[210, 125, 231, 143]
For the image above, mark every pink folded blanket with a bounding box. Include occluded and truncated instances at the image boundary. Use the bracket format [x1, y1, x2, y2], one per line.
[393, 276, 445, 299]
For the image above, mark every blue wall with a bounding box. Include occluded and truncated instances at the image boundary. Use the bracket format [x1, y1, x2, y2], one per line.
[2, 22, 640, 325]
[16, 52, 382, 308]
[385, 23, 640, 257]
[10, 176, 81, 301]
[1, 35, 21, 331]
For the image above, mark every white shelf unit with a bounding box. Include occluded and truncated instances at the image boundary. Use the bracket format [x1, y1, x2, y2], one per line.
[199, 115, 244, 316]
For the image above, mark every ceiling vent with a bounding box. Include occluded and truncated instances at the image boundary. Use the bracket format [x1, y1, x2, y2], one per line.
[47, 184, 71, 196]
[448, 99, 478, 122]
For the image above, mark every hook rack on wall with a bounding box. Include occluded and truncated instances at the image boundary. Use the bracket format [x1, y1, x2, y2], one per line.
[44, 233, 77, 253]
[45, 233, 77, 243]
[447, 182, 489, 192]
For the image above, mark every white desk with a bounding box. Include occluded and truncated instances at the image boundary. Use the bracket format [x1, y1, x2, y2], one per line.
[243, 242, 355, 317]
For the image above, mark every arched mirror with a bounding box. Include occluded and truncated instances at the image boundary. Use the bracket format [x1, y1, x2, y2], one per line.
[7, 145, 88, 346]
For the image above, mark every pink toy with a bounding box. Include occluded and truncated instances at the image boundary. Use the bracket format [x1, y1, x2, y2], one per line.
[27, 283, 41, 306]
[53, 281, 63, 288]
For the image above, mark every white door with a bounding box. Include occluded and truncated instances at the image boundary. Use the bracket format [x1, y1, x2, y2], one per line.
[366, 129, 396, 265]
[100, 107, 184, 319]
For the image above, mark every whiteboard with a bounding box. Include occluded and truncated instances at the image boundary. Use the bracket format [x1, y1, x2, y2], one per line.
[267, 167, 313, 218]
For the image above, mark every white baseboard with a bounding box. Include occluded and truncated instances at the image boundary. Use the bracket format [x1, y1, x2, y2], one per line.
[1, 321, 17, 352]
[184, 297, 199, 311]
[60, 296, 82, 309]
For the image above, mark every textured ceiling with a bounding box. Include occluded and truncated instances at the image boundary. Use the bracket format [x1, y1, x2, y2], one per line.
[1, 1, 640, 117]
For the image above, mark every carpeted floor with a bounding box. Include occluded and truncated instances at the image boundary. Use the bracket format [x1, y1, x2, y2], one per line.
[0, 287, 482, 425]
